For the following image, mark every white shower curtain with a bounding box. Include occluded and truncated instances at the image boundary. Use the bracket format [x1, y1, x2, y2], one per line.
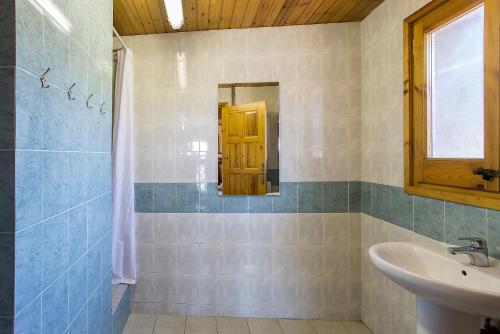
[112, 48, 136, 284]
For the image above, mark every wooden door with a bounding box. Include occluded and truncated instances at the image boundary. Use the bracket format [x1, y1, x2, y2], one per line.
[221, 102, 267, 195]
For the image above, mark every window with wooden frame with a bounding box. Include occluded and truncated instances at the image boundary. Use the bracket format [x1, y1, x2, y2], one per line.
[404, 0, 500, 210]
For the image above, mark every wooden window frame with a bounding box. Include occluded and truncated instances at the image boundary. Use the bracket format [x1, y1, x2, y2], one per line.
[404, 0, 500, 210]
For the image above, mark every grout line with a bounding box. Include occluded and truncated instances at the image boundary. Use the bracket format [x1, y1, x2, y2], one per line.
[309, 319, 318, 334]
[276, 318, 285, 334]
[245, 317, 251, 334]
[151, 316, 158, 334]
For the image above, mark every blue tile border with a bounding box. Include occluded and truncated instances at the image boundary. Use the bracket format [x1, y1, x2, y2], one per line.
[359, 181, 500, 259]
[134, 182, 360, 214]
[133, 180, 500, 259]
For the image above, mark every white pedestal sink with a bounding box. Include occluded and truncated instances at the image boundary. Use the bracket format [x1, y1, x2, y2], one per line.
[369, 242, 500, 334]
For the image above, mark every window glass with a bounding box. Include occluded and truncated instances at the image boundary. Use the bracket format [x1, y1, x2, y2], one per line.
[427, 5, 484, 158]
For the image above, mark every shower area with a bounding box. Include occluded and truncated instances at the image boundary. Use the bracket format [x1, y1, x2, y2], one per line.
[110, 28, 136, 332]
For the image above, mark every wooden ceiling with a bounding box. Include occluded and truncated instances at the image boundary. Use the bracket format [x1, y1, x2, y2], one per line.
[114, 0, 384, 36]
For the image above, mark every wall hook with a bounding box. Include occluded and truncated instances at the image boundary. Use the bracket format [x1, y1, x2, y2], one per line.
[87, 94, 93, 109]
[40, 68, 50, 89]
[67, 83, 76, 100]
[99, 102, 106, 114]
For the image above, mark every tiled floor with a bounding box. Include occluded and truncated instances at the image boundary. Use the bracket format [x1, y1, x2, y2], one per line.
[123, 314, 373, 334]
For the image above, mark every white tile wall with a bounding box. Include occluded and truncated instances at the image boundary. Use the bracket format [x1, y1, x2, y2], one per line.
[133, 212, 361, 319]
[359, 1, 434, 333]
[360, 0, 433, 187]
[125, 23, 363, 320]
[124, 23, 361, 184]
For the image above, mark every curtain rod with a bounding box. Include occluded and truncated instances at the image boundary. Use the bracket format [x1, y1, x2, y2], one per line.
[113, 27, 128, 49]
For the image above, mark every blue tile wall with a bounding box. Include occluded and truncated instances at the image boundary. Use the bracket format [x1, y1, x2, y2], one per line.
[10, 0, 114, 332]
[324, 181, 349, 213]
[249, 196, 273, 213]
[69, 305, 88, 334]
[135, 182, 362, 214]
[199, 183, 223, 213]
[348, 181, 361, 213]
[16, 0, 44, 75]
[15, 70, 43, 150]
[360, 181, 500, 259]
[13, 297, 40, 334]
[298, 182, 324, 213]
[414, 196, 445, 241]
[41, 273, 69, 334]
[42, 213, 69, 288]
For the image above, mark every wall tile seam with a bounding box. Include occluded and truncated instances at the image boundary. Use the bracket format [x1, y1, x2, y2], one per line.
[15, 148, 112, 154]
[14, 227, 112, 314]
[14, 255, 111, 319]
[14, 191, 112, 234]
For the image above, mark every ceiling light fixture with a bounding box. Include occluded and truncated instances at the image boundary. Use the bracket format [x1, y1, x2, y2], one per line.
[164, 0, 184, 30]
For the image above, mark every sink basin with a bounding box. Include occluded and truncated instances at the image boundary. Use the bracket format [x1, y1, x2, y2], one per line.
[369, 242, 500, 333]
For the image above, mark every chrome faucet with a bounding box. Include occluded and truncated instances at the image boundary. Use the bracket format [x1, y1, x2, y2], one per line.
[448, 237, 489, 267]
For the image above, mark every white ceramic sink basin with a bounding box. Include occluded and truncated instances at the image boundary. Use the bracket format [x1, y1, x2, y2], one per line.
[369, 242, 500, 320]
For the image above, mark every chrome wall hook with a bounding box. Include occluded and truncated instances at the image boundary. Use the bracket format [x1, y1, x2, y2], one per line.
[40, 68, 50, 89]
[67, 83, 76, 100]
[99, 102, 106, 114]
[86, 94, 93, 109]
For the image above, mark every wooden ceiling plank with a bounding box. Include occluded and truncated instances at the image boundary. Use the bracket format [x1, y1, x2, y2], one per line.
[112, 0, 129, 35]
[346, 0, 383, 21]
[130, 0, 157, 34]
[273, 0, 299, 26]
[339, 0, 369, 22]
[113, 10, 128, 36]
[280, 0, 313, 26]
[208, 0, 223, 29]
[251, 0, 272, 27]
[305, 0, 336, 24]
[229, 0, 250, 29]
[294, 0, 325, 25]
[115, 0, 146, 35]
[145, 0, 167, 33]
[184, 0, 198, 31]
[219, 0, 236, 29]
[198, 0, 210, 30]
[262, 0, 287, 26]
[240, 0, 261, 28]
[320, 0, 358, 23]
[113, 0, 385, 35]
[316, 0, 348, 23]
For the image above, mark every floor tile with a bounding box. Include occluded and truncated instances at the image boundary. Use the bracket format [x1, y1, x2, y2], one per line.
[342, 321, 372, 334]
[123, 314, 156, 334]
[311, 320, 349, 333]
[247, 318, 283, 334]
[216, 317, 249, 334]
[278, 319, 315, 334]
[153, 315, 186, 334]
[186, 316, 217, 334]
